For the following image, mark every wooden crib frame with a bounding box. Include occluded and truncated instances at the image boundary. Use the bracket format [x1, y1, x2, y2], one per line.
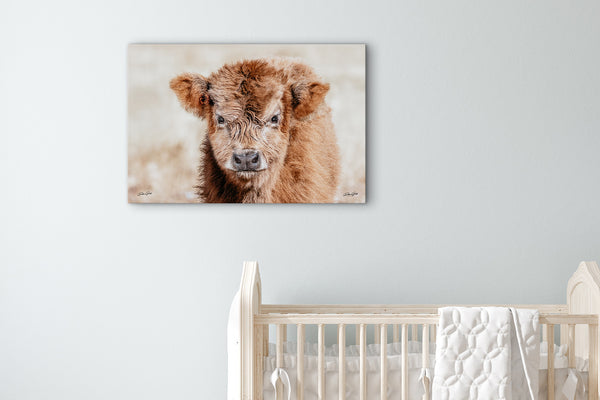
[238, 261, 600, 400]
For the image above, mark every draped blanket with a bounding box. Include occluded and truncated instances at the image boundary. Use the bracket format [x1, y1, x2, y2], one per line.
[433, 307, 539, 400]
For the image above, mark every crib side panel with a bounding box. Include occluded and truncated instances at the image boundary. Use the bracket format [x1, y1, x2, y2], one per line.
[567, 261, 600, 399]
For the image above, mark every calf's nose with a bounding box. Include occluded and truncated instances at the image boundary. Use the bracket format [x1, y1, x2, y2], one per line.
[232, 150, 261, 171]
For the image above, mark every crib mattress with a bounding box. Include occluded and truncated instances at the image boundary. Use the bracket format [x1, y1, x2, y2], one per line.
[263, 342, 589, 400]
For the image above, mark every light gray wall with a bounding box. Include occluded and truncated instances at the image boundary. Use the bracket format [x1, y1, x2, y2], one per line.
[1, 1, 598, 399]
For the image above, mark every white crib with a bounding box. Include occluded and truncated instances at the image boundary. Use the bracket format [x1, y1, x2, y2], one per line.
[232, 261, 600, 400]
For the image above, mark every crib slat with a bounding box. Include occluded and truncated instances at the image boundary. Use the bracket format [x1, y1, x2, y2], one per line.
[393, 325, 400, 343]
[264, 324, 270, 356]
[546, 324, 554, 400]
[590, 324, 598, 400]
[568, 324, 576, 369]
[297, 324, 305, 400]
[276, 324, 284, 400]
[375, 324, 381, 345]
[412, 324, 418, 341]
[255, 323, 264, 400]
[431, 324, 436, 342]
[277, 324, 284, 367]
[422, 324, 430, 400]
[360, 324, 367, 400]
[380, 324, 387, 400]
[339, 324, 346, 400]
[318, 324, 325, 400]
[356, 325, 360, 346]
[422, 324, 430, 369]
[402, 324, 408, 400]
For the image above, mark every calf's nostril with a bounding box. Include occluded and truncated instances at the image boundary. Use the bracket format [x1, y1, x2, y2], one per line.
[233, 155, 242, 164]
[251, 155, 259, 164]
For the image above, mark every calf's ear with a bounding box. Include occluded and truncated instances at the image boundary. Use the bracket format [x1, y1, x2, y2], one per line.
[291, 81, 330, 119]
[170, 73, 211, 118]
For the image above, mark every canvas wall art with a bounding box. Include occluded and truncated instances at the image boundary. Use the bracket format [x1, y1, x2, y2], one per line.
[128, 44, 365, 203]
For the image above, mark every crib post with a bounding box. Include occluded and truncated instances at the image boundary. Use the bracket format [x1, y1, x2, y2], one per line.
[567, 261, 600, 397]
[240, 261, 262, 400]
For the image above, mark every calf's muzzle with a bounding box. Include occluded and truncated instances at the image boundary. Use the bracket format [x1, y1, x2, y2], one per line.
[232, 149, 261, 172]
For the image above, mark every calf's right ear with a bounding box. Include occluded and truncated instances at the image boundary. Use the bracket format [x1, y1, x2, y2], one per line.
[169, 73, 211, 118]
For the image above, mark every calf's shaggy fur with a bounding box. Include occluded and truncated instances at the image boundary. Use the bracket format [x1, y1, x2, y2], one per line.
[170, 58, 340, 203]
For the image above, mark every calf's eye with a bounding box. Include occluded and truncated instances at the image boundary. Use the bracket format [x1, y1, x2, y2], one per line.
[217, 115, 225, 124]
[270, 115, 279, 124]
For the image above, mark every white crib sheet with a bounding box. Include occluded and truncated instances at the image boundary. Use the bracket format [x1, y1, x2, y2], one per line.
[263, 342, 589, 400]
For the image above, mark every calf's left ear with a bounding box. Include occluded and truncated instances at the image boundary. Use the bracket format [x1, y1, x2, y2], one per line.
[170, 73, 211, 118]
[291, 81, 330, 119]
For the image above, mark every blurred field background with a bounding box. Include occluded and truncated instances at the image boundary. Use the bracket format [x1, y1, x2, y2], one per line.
[128, 44, 365, 203]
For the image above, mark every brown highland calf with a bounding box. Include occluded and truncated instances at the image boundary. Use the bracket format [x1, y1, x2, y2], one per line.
[170, 58, 340, 203]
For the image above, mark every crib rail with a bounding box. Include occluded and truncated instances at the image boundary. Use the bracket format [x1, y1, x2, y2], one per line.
[261, 304, 569, 314]
[256, 313, 597, 325]
[258, 313, 598, 400]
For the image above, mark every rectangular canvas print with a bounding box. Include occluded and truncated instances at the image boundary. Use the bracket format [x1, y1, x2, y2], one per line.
[128, 44, 365, 203]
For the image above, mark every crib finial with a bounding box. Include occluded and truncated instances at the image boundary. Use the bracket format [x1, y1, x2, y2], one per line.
[567, 261, 600, 316]
[567, 261, 600, 323]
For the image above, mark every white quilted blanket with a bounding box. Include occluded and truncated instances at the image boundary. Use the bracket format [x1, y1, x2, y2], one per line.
[433, 307, 539, 400]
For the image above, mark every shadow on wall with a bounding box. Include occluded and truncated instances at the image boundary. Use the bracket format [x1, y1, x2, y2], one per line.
[127, 44, 366, 203]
